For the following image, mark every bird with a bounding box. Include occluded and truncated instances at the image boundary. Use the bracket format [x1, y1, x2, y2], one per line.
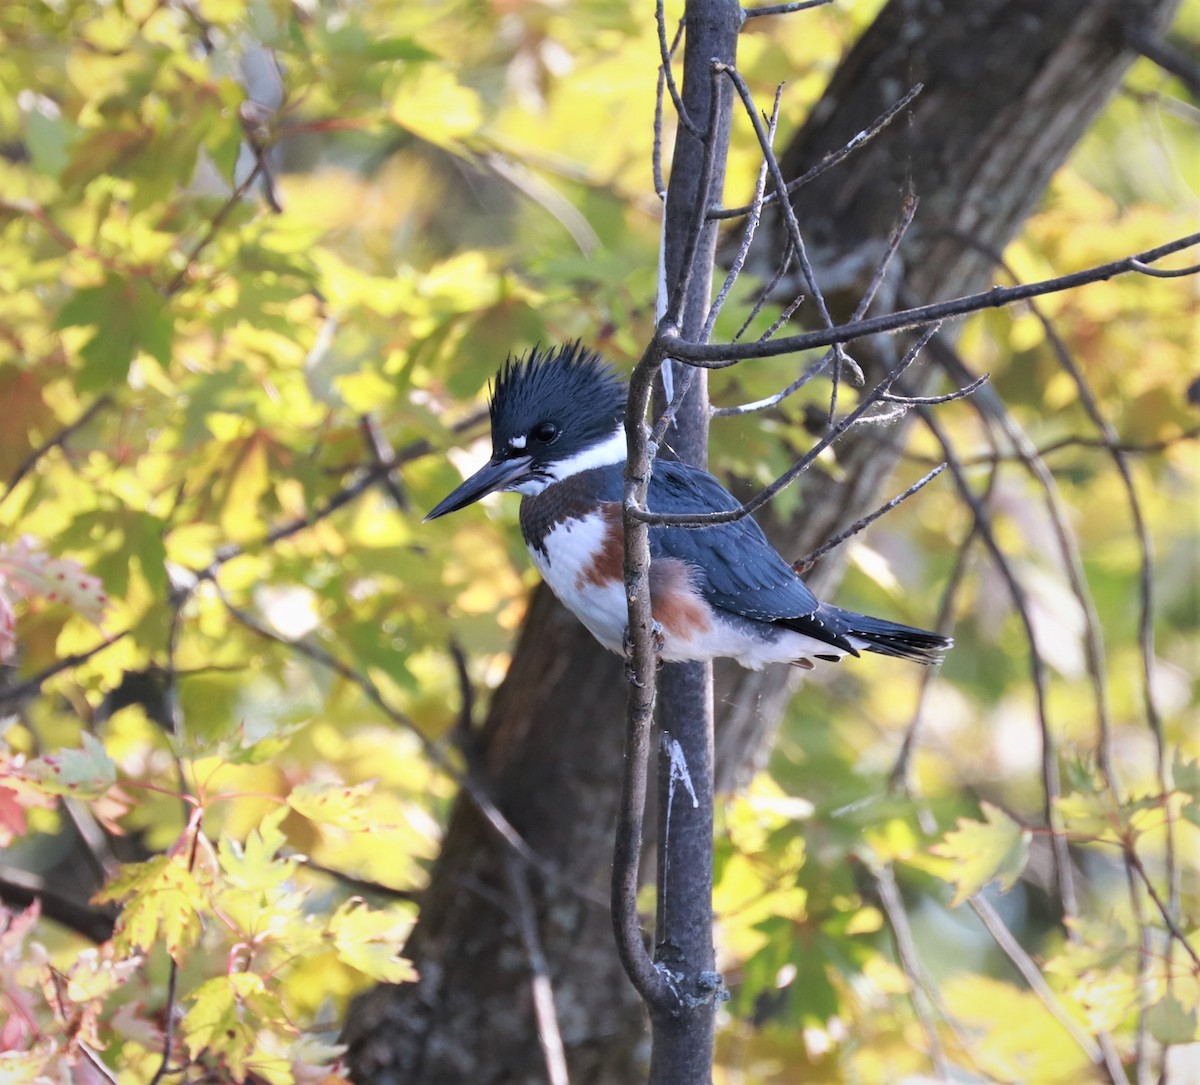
[425, 343, 951, 671]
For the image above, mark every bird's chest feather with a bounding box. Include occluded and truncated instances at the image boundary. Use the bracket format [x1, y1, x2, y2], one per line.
[520, 479, 724, 660]
[524, 504, 628, 651]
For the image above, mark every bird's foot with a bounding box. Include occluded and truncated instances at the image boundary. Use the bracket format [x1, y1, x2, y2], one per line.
[622, 622, 666, 685]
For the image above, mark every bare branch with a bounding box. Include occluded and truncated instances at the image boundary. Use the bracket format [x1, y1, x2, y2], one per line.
[710, 83, 923, 220]
[715, 194, 915, 418]
[663, 231, 1200, 366]
[359, 414, 410, 511]
[743, 0, 834, 18]
[1, 394, 113, 506]
[0, 632, 130, 712]
[0, 866, 116, 943]
[873, 863, 950, 1079]
[968, 895, 1109, 1067]
[715, 61, 857, 386]
[215, 591, 564, 887]
[917, 406, 1079, 926]
[703, 84, 784, 343]
[633, 324, 938, 528]
[193, 406, 488, 584]
[162, 153, 269, 297]
[662, 66, 726, 332]
[1122, 23, 1200, 100]
[296, 856, 422, 903]
[1124, 840, 1200, 973]
[793, 463, 947, 572]
[1128, 256, 1200, 278]
[656, 0, 702, 139]
[505, 855, 571, 1085]
[880, 373, 989, 405]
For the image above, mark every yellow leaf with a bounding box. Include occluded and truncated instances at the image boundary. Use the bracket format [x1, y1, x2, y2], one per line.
[94, 854, 205, 961]
[931, 802, 1030, 907]
[328, 899, 417, 984]
[391, 67, 482, 148]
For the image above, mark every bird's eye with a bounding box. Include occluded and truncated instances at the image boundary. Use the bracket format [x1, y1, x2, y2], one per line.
[530, 421, 559, 444]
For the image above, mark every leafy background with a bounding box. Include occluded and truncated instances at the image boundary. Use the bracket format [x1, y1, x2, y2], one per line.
[0, 0, 1196, 1081]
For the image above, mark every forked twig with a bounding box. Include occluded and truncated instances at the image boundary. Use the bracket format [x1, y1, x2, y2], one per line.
[633, 324, 941, 528]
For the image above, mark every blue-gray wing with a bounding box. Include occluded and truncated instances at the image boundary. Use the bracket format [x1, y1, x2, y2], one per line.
[646, 459, 822, 623]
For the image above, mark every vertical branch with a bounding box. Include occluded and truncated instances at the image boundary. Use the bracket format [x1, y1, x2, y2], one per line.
[616, 2, 741, 1082]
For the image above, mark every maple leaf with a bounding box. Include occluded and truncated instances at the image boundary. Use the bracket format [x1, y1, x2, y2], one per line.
[327, 899, 416, 984]
[93, 855, 205, 962]
[287, 780, 388, 832]
[20, 734, 117, 800]
[931, 802, 1031, 907]
[0, 536, 109, 627]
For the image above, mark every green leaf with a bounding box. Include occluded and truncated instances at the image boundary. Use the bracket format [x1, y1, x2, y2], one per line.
[182, 973, 283, 1079]
[57, 276, 173, 390]
[1147, 993, 1198, 1045]
[21, 733, 116, 799]
[932, 802, 1031, 907]
[217, 808, 298, 891]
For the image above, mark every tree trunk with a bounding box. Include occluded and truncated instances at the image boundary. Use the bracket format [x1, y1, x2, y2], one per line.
[343, 1, 1179, 1080]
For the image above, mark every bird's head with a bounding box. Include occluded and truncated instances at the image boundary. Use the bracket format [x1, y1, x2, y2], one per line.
[425, 342, 628, 521]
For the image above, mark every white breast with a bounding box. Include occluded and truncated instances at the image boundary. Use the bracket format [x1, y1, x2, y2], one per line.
[527, 511, 852, 670]
[528, 513, 628, 653]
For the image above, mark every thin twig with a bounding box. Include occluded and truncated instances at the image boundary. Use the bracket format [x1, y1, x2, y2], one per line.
[714, 194, 918, 417]
[359, 414, 409, 511]
[662, 66, 725, 332]
[1124, 840, 1200, 972]
[653, 15, 688, 201]
[505, 854, 571, 1085]
[716, 62, 856, 391]
[702, 84, 783, 343]
[663, 231, 1200, 366]
[710, 83, 924, 220]
[295, 856, 422, 903]
[792, 463, 947, 572]
[1122, 22, 1200, 100]
[743, 0, 834, 18]
[918, 407, 1079, 926]
[968, 895, 1106, 1065]
[215, 590, 566, 886]
[879, 373, 989, 405]
[193, 407, 488, 584]
[633, 324, 939, 528]
[0, 633, 130, 712]
[889, 462, 994, 808]
[726, 245, 797, 348]
[163, 156, 267, 297]
[874, 863, 950, 1079]
[1128, 257, 1200, 278]
[2, 394, 113, 504]
[655, 0, 701, 139]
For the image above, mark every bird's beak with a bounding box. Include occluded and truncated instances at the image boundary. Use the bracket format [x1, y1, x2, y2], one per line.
[424, 454, 534, 521]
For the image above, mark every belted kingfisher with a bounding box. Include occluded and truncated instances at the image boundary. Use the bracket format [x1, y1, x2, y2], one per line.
[426, 343, 951, 670]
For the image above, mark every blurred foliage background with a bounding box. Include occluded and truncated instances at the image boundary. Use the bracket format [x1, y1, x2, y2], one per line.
[0, 0, 1196, 1081]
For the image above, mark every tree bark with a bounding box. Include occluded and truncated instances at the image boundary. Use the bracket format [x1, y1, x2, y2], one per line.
[344, 1, 1180, 1081]
[644, 2, 741, 1081]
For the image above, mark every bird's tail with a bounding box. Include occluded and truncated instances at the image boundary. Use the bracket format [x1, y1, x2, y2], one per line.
[842, 611, 952, 665]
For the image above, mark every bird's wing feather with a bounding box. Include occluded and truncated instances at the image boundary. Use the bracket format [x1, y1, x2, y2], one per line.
[646, 460, 822, 623]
